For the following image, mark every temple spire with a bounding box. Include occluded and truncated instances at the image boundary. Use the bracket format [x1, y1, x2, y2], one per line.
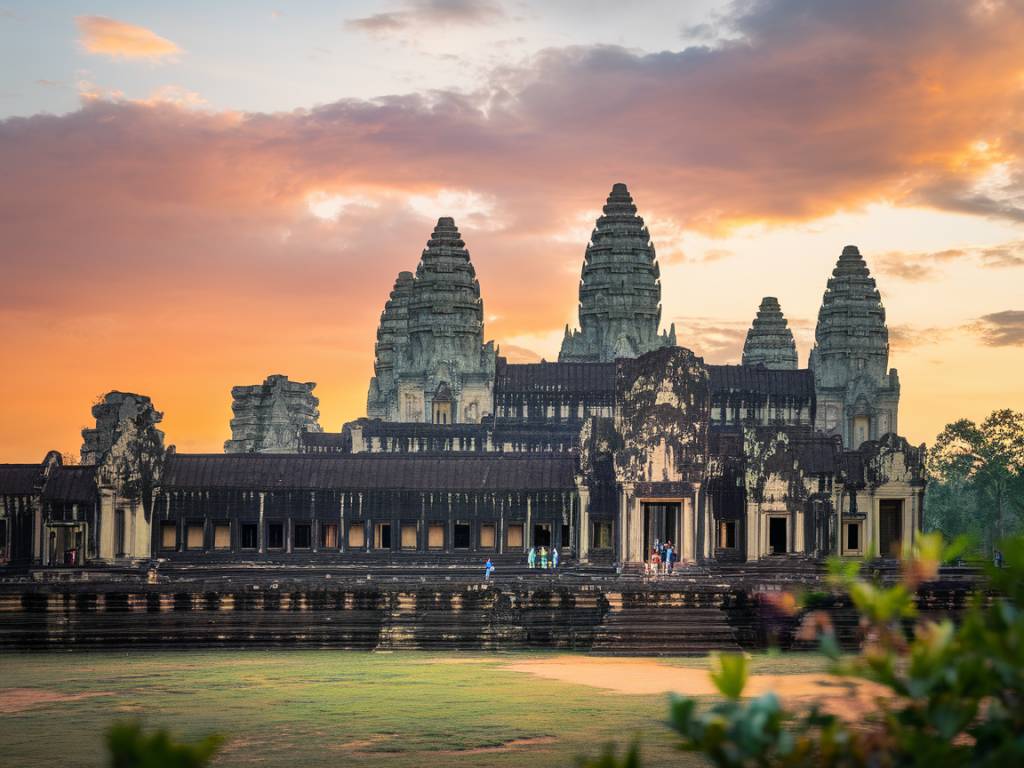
[742, 297, 798, 370]
[559, 182, 674, 362]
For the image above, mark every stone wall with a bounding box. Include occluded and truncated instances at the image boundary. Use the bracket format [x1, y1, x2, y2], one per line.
[225, 374, 321, 453]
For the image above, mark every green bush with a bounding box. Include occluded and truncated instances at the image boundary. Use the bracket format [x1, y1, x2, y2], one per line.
[107, 722, 223, 768]
[585, 533, 1024, 767]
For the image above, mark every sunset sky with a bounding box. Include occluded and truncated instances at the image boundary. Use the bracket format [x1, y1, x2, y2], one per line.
[1, 0, 1022, 461]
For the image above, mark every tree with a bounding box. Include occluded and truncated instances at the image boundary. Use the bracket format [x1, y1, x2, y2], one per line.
[928, 409, 1024, 553]
[582, 533, 1024, 768]
[107, 723, 222, 768]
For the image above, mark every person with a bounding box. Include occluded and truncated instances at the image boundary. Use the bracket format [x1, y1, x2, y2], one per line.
[664, 541, 674, 574]
[484, 558, 494, 580]
[540, 546, 548, 569]
[552, 547, 559, 569]
[994, 549, 1004, 568]
[527, 546, 536, 569]
[650, 547, 661, 576]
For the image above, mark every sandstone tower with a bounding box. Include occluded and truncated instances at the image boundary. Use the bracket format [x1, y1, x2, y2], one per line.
[367, 271, 414, 420]
[559, 183, 676, 362]
[741, 297, 798, 370]
[809, 245, 900, 448]
[224, 374, 322, 453]
[367, 217, 496, 423]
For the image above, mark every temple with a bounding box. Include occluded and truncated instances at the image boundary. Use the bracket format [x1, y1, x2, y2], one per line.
[1, 183, 923, 574]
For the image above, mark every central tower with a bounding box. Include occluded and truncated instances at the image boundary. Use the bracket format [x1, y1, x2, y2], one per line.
[559, 183, 675, 362]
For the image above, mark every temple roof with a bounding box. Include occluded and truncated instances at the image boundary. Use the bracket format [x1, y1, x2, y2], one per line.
[741, 297, 799, 370]
[0, 464, 43, 496]
[162, 453, 576, 492]
[707, 365, 815, 399]
[496, 359, 616, 394]
[42, 465, 97, 502]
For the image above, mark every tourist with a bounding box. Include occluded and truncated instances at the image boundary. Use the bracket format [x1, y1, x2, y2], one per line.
[484, 558, 494, 580]
[528, 546, 536, 568]
[665, 541, 674, 574]
[552, 547, 559, 569]
[540, 546, 548, 569]
[650, 547, 661, 576]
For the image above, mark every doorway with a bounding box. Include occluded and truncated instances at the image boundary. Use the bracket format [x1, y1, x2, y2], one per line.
[879, 500, 903, 557]
[768, 517, 787, 555]
[642, 502, 680, 560]
[533, 524, 551, 548]
[373, 522, 392, 550]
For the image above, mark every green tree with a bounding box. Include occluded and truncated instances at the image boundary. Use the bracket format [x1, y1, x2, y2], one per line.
[928, 408, 1024, 553]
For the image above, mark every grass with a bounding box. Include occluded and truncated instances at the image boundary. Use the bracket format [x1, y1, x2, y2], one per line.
[0, 650, 830, 768]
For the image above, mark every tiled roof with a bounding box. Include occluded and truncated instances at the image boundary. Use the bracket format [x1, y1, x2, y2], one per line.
[708, 364, 815, 399]
[495, 359, 616, 394]
[42, 466, 97, 502]
[0, 464, 43, 496]
[162, 453, 577, 492]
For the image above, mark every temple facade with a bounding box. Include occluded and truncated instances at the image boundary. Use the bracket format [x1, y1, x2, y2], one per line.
[1, 183, 923, 572]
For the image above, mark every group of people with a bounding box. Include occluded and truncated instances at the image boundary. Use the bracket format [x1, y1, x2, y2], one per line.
[482, 545, 560, 580]
[527, 546, 559, 569]
[646, 538, 676, 576]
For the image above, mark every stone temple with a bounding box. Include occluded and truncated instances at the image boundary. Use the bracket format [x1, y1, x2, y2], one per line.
[1, 183, 925, 575]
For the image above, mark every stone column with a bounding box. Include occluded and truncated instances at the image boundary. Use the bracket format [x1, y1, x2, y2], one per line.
[98, 488, 115, 561]
[745, 502, 759, 562]
[617, 484, 631, 565]
[630, 494, 643, 564]
[683, 497, 696, 564]
[795, 506, 805, 553]
[576, 479, 590, 563]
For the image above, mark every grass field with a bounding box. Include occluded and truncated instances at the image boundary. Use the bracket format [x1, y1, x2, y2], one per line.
[0, 651, 831, 768]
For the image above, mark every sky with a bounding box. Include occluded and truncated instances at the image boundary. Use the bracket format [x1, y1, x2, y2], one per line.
[0, 0, 1022, 461]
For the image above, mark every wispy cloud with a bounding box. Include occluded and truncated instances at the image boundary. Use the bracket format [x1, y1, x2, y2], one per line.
[347, 0, 504, 35]
[970, 311, 1024, 347]
[876, 241, 1024, 282]
[76, 16, 180, 60]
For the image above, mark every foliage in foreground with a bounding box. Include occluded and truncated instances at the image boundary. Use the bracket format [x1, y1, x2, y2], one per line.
[585, 533, 1024, 768]
[107, 722, 222, 768]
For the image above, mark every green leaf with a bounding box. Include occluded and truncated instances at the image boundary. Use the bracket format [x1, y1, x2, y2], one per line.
[710, 653, 749, 700]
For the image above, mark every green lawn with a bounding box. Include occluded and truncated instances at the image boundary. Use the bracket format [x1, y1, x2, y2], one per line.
[0, 651, 829, 768]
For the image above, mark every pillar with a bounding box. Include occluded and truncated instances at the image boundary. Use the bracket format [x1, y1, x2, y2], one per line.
[576, 480, 590, 563]
[683, 497, 696, 564]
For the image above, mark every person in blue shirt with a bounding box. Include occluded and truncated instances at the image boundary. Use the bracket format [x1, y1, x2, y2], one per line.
[664, 541, 674, 574]
[552, 547, 559, 569]
[527, 546, 536, 568]
[484, 558, 494, 580]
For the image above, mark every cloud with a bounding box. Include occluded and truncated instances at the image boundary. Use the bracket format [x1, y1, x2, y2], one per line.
[970, 311, 1024, 347]
[347, 0, 504, 35]
[4, 0, 1024, 457]
[876, 241, 1024, 281]
[76, 16, 180, 60]
[889, 323, 954, 351]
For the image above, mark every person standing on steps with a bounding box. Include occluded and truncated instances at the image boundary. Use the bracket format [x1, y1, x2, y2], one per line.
[552, 547, 559, 570]
[484, 558, 494, 580]
[540, 546, 548, 569]
[527, 546, 536, 569]
[664, 540, 674, 575]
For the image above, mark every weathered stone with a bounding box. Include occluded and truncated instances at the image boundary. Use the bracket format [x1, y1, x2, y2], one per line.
[224, 374, 321, 453]
[369, 217, 496, 423]
[741, 297, 798, 370]
[809, 245, 900, 448]
[81, 392, 164, 466]
[560, 183, 676, 362]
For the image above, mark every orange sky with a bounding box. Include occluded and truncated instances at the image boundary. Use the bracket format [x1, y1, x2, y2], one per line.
[1, 0, 1022, 461]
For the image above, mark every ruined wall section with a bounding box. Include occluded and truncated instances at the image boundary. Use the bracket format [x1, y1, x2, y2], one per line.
[225, 374, 322, 453]
[612, 347, 710, 485]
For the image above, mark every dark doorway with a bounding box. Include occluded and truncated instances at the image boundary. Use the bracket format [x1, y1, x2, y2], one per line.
[642, 502, 680, 560]
[769, 517, 787, 555]
[114, 509, 125, 556]
[533, 524, 551, 547]
[879, 500, 903, 557]
[374, 522, 392, 549]
[453, 523, 471, 549]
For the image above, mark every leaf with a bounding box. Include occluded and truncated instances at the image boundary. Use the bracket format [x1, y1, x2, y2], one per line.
[710, 653, 749, 700]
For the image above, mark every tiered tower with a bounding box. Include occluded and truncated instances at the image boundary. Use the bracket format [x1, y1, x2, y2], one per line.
[809, 245, 900, 448]
[741, 297, 798, 370]
[559, 183, 676, 362]
[367, 271, 414, 420]
[370, 217, 496, 423]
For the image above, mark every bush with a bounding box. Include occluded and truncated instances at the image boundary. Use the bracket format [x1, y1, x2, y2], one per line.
[584, 533, 1024, 767]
